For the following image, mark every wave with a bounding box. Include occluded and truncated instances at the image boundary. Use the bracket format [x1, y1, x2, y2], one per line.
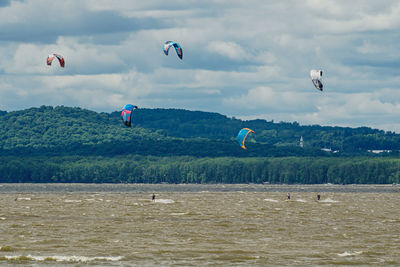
[155, 199, 175, 204]
[319, 198, 339, 203]
[170, 212, 186, 216]
[337, 251, 363, 257]
[63, 199, 82, 203]
[84, 198, 104, 202]
[0, 255, 123, 263]
[264, 198, 278, 203]
[16, 197, 31, 201]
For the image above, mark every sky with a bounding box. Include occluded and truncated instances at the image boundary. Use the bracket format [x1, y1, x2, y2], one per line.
[1, 0, 400, 131]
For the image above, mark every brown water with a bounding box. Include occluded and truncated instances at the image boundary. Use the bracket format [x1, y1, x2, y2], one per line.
[0, 184, 399, 266]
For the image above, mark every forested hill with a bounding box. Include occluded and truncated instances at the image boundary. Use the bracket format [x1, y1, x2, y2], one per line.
[0, 105, 399, 157]
[131, 108, 399, 153]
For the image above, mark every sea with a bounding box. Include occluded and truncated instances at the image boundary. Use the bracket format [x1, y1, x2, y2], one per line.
[0, 183, 399, 266]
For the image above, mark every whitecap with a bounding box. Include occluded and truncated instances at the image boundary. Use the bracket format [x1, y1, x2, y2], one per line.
[320, 198, 339, 203]
[338, 251, 363, 257]
[264, 198, 278, 203]
[139, 198, 153, 201]
[170, 212, 186, 216]
[16, 197, 31, 201]
[155, 199, 174, 204]
[64, 199, 82, 203]
[295, 199, 307, 203]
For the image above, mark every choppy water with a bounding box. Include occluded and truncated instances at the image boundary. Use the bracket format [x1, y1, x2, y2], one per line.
[0, 184, 399, 266]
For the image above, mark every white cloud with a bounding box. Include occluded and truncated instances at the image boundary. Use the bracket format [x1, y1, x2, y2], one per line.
[223, 86, 317, 112]
[233, 89, 400, 132]
[207, 41, 247, 60]
[1, 0, 400, 131]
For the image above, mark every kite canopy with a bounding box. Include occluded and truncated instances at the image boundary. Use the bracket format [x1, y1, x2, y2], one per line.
[310, 69, 323, 91]
[237, 128, 255, 150]
[121, 104, 138, 127]
[47, 54, 65, 68]
[163, 41, 183, 60]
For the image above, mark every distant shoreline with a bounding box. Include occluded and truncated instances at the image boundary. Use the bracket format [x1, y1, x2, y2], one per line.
[1, 183, 399, 194]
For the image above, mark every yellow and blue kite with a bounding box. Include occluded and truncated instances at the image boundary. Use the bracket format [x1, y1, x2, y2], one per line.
[237, 128, 255, 150]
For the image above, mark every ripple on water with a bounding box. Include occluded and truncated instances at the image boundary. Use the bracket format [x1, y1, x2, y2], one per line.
[154, 199, 175, 204]
[264, 198, 279, 203]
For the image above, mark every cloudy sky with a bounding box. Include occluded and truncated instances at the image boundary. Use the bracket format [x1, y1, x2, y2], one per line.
[1, 0, 400, 131]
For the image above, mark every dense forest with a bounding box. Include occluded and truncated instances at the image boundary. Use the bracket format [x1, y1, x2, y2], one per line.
[1, 156, 400, 184]
[0, 105, 399, 184]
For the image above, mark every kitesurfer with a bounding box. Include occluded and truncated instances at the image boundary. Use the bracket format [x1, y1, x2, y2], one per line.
[152, 193, 156, 202]
[317, 194, 321, 201]
[287, 193, 291, 200]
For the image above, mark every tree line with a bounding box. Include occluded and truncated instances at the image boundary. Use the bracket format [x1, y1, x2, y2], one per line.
[1, 155, 399, 184]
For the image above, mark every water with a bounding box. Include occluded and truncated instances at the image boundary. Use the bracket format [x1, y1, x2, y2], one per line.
[0, 184, 399, 266]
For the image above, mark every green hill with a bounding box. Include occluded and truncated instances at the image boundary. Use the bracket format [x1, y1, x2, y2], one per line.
[0, 105, 398, 157]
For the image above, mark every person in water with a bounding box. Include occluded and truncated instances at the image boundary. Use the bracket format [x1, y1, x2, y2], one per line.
[287, 193, 291, 200]
[152, 193, 156, 201]
[317, 194, 321, 201]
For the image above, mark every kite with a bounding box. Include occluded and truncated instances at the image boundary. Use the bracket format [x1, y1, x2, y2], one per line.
[163, 41, 183, 60]
[47, 54, 65, 68]
[121, 104, 138, 127]
[310, 70, 323, 91]
[237, 128, 255, 150]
